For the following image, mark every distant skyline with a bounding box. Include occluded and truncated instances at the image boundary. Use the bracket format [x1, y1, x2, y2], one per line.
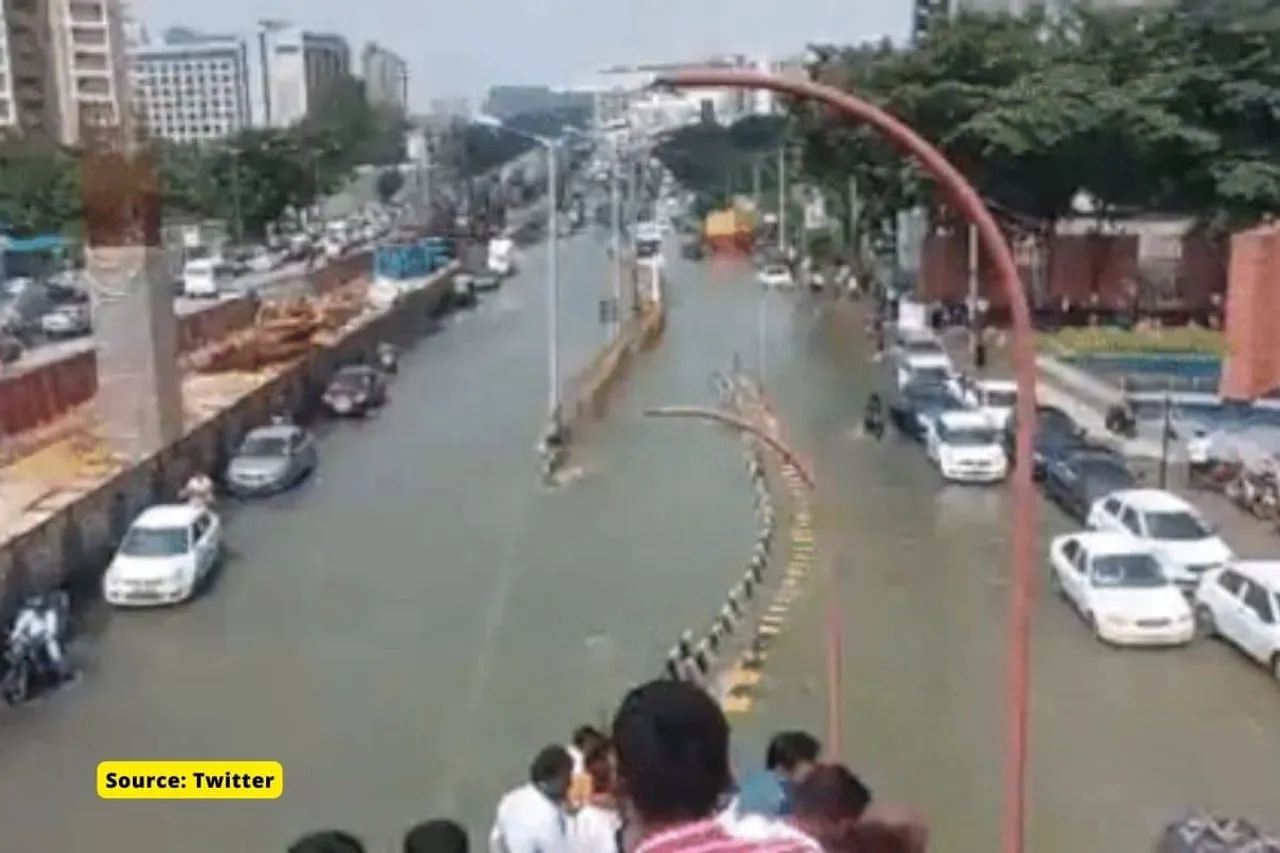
[129, 0, 912, 109]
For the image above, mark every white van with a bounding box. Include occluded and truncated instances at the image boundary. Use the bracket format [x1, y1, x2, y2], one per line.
[182, 258, 230, 298]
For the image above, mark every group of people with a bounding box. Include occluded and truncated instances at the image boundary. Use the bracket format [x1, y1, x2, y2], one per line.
[286, 679, 924, 853]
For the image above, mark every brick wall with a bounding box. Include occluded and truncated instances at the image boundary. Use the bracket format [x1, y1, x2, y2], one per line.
[1221, 225, 1280, 400]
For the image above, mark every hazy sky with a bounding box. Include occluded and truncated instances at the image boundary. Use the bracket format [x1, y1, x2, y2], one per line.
[131, 0, 911, 107]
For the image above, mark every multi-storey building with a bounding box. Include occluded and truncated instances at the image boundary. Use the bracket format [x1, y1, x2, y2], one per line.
[48, 0, 131, 144]
[0, 0, 61, 138]
[360, 41, 404, 110]
[267, 28, 348, 127]
[130, 32, 250, 143]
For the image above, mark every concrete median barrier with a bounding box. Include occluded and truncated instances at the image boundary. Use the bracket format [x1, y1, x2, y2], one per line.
[0, 252, 374, 439]
[0, 262, 459, 607]
[563, 300, 667, 435]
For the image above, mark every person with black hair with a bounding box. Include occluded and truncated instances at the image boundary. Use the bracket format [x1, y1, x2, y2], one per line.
[728, 731, 822, 821]
[611, 680, 818, 853]
[790, 763, 873, 849]
[568, 725, 608, 809]
[573, 741, 621, 853]
[288, 829, 366, 853]
[404, 818, 469, 853]
[489, 745, 575, 853]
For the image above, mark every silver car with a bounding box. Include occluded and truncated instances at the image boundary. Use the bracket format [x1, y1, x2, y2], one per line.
[225, 424, 317, 497]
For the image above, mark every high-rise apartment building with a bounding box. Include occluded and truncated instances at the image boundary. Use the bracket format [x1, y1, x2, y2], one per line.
[48, 0, 131, 144]
[360, 41, 405, 110]
[267, 28, 348, 127]
[0, 0, 61, 137]
[130, 32, 250, 143]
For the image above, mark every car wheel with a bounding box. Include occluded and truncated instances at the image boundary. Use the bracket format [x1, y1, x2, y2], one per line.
[1194, 604, 1218, 638]
[1085, 612, 1105, 643]
[1049, 569, 1066, 599]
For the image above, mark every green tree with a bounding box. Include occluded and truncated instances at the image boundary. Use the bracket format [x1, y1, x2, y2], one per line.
[0, 141, 81, 238]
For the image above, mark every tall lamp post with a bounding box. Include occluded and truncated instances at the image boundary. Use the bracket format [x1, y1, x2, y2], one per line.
[474, 116, 562, 424]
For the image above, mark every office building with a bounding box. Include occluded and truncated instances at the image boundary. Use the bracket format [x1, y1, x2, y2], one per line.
[0, 0, 61, 137]
[267, 28, 349, 126]
[360, 41, 404, 110]
[130, 32, 250, 143]
[428, 95, 468, 120]
[48, 0, 132, 144]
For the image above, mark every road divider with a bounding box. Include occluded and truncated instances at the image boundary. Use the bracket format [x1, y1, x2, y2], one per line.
[0, 263, 461, 604]
[657, 370, 786, 702]
[562, 282, 667, 439]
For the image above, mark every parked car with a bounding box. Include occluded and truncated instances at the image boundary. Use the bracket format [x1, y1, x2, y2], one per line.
[0, 277, 52, 335]
[39, 303, 92, 339]
[1048, 531, 1194, 646]
[1042, 446, 1137, 520]
[1002, 405, 1088, 479]
[923, 409, 1008, 484]
[888, 381, 967, 441]
[321, 365, 388, 416]
[1085, 488, 1234, 593]
[758, 264, 794, 289]
[102, 504, 223, 606]
[948, 376, 1018, 429]
[225, 424, 318, 496]
[1194, 561, 1280, 678]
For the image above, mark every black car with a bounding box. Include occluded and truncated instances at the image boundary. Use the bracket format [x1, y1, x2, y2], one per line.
[1042, 446, 1138, 519]
[889, 381, 967, 441]
[321, 365, 388, 416]
[1003, 405, 1089, 479]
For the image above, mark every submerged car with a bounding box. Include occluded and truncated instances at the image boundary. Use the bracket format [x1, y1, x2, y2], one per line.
[1042, 446, 1137, 520]
[321, 365, 388, 416]
[888, 381, 967, 441]
[103, 504, 223, 606]
[225, 424, 317, 496]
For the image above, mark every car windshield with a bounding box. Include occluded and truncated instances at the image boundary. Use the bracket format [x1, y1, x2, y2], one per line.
[119, 525, 190, 557]
[902, 340, 943, 355]
[911, 366, 951, 385]
[334, 370, 372, 389]
[1142, 510, 1210, 541]
[1035, 408, 1078, 436]
[1091, 553, 1168, 588]
[942, 426, 997, 446]
[239, 435, 289, 457]
[985, 390, 1016, 408]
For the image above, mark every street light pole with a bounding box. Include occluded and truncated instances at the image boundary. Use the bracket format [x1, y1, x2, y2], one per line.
[546, 142, 561, 420]
[610, 147, 623, 339]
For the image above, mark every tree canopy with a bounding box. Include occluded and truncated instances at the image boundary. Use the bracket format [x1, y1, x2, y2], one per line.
[659, 0, 1280, 246]
[652, 114, 789, 211]
[0, 72, 412, 241]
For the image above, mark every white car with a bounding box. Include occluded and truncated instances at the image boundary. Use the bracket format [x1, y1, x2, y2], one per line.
[949, 377, 1017, 428]
[1049, 532, 1195, 646]
[1085, 489, 1234, 592]
[924, 409, 1008, 483]
[1194, 561, 1280, 678]
[758, 264, 794, 289]
[103, 504, 223, 607]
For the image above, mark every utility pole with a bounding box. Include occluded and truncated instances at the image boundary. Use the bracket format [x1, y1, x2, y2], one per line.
[777, 146, 787, 254]
[967, 222, 979, 359]
[609, 146, 623, 338]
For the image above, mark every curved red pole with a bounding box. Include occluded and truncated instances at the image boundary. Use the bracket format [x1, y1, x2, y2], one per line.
[657, 69, 1038, 853]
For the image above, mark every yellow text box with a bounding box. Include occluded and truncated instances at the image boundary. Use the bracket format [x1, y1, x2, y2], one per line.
[97, 761, 284, 800]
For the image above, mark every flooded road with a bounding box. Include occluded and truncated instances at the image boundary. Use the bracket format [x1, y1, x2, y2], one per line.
[0, 235, 758, 850]
[733, 296, 1280, 853]
[3, 238, 1273, 851]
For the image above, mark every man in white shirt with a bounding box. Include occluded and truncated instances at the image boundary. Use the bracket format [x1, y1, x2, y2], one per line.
[1187, 428, 1214, 488]
[490, 746, 575, 853]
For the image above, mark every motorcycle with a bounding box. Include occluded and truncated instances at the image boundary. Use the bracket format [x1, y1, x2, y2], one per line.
[376, 345, 399, 374]
[1225, 470, 1279, 519]
[0, 594, 70, 706]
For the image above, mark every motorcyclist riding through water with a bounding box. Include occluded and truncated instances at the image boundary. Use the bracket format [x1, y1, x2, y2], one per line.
[538, 414, 569, 482]
[863, 393, 886, 440]
[5, 593, 72, 698]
